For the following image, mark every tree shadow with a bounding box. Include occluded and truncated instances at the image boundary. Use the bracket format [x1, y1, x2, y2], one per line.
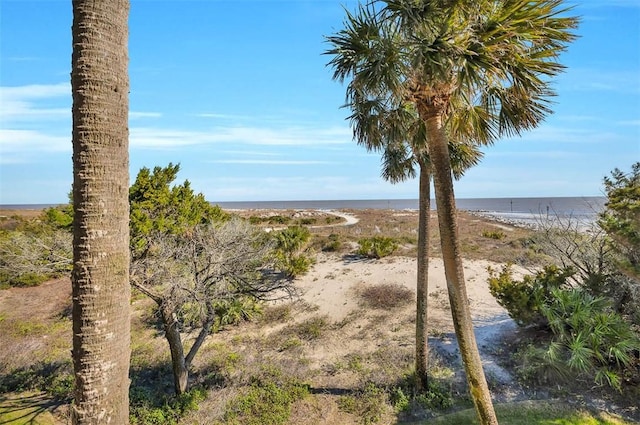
[0, 392, 62, 425]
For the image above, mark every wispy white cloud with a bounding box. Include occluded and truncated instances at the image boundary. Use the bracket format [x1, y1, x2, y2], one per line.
[194, 175, 414, 202]
[561, 69, 640, 94]
[505, 124, 627, 145]
[130, 125, 351, 149]
[0, 129, 69, 164]
[0, 83, 70, 123]
[210, 159, 333, 165]
[617, 119, 640, 126]
[1, 83, 69, 99]
[130, 111, 162, 119]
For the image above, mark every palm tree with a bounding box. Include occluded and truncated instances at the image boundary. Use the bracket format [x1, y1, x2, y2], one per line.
[71, 0, 131, 422]
[327, 1, 578, 423]
[341, 82, 483, 389]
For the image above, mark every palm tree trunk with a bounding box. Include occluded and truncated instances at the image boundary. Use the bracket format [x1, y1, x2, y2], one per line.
[71, 1, 131, 423]
[424, 113, 498, 425]
[415, 159, 431, 389]
[160, 303, 189, 395]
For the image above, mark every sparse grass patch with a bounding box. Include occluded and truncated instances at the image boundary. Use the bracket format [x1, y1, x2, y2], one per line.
[337, 383, 389, 424]
[259, 303, 293, 325]
[426, 400, 634, 424]
[0, 361, 73, 401]
[295, 316, 329, 340]
[358, 283, 414, 309]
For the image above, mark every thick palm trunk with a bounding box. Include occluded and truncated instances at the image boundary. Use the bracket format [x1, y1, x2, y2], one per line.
[160, 304, 189, 395]
[424, 113, 498, 425]
[415, 160, 431, 389]
[71, 1, 130, 423]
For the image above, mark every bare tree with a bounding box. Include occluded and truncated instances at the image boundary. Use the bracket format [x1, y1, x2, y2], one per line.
[131, 218, 296, 394]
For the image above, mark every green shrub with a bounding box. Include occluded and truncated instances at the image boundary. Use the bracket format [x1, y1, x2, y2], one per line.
[295, 316, 328, 341]
[43, 205, 73, 230]
[322, 234, 342, 252]
[224, 368, 309, 425]
[539, 288, 640, 390]
[337, 383, 387, 424]
[482, 229, 506, 240]
[488, 264, 573, 326]
[273, 226, 314, 278]
[130, 386, 206, 425]
[491, 265, 640, 390]
[357, 236, 398, 259]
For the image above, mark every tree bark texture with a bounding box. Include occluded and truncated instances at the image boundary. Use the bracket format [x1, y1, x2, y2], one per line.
[71, 1, 131, 423]
[160, 303, 189, 395]
[415, 160, 431, 389]
[423, 112, 499, 425]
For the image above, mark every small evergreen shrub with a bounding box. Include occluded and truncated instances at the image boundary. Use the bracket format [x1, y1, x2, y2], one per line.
[357, 236, 398, 259]
[488, 264, 573, 326]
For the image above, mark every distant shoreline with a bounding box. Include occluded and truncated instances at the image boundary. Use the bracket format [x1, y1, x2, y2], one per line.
[1, 196, 606, 215]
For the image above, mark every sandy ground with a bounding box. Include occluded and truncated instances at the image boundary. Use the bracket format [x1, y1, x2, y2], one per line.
[294, 252, 523, 390]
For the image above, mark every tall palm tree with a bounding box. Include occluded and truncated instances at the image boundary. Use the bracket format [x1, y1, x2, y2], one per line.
[342, 81, 483, 389]
[71, 0, 131, 423]
[327, 1, 578, 423]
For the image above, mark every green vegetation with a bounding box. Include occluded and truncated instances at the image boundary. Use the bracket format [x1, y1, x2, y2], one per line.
[222, 368, 309, 425]
[357, 236, 398, 259]
[599, 162, 640, 284]
[427, 401, 633, 425]
[130, 387, 207, 425]
[338, 383, 388, 425]
[487, 165, 640, 394]
[272, 225, 314, 278]
[488, 264, 574, 326]
[0, 361, 73, 401]
[489, 265, 639, 390]
[482, 230, 506, 240]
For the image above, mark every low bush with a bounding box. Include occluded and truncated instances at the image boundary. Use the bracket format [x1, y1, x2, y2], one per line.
[489, 265, 640, 390]
[322, 234, 342, 252]
[223, 368, 309, 425]
[482, 229, 506, 240]
[540, 288, 640, 390]
[273, 226, 314, 278]
[357, 236, 398, 259]
[130, 386, 207, 425]
[337, 383, 388, 424]
[488, 264, 573, 326]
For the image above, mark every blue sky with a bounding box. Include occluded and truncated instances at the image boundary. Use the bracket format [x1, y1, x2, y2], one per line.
[1, 0, 638, 204]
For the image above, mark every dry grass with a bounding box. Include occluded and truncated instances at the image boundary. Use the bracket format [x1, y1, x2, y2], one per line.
[1, 208, 636, 424]
[357, 283, 414, 309]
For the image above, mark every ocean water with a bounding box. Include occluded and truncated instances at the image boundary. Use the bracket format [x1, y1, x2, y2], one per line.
[216, 196, 603, 212]
[2, 196, 606, 227]
[215, 196, 606, 228]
